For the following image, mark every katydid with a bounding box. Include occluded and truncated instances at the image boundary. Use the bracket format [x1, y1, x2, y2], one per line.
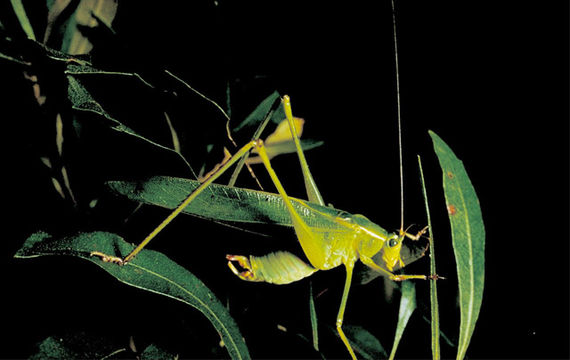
[92, 4, 439, 358]
[93, 95, 436, 359]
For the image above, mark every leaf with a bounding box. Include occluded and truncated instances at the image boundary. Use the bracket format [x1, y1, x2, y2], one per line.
[228, 92, 281, 186]
[246, 117, 325, 164]
[66, 63, 156, 89]
[30, 336, 79, 360]
[15, 231, 251, 360]
[9, 0, 36, 40]
[429, 130, 485, 360]
[388, 281, 416, 360]
[30, 333, 126, 359]
[232, 91, 281, 134]
[44, 0, 73, 43]
[107, 176, 325, 227]
[66, 75, 194, 174]
[140, 344, 177, 360]
[61, 0, 118, 55]
[309, 282, 319, 352]
[418, 155, 441, 359]
[342, 325, 387, 360]
[107, 175, 379, 240]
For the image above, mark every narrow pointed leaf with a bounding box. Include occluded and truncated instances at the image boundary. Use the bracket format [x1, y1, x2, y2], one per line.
[232, 91, 281, 133]
[15, 231, 250, 360]
[418, 155, 441, 359]
[309, 282, 319, 352]
[388, 281, 416, 360]
[429, 130, 485, 360]
[10, 0, 36, 40]
[342, 325, 387, 360]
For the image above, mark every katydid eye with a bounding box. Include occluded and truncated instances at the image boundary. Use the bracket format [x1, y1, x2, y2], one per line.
[388, 238, 399, 247]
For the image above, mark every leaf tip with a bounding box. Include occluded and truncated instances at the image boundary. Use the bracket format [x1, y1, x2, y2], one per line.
[14, 231, 51, 258]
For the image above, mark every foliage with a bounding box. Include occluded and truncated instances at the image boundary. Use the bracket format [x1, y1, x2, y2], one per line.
[16, 231, 250, 360]
[2, 1, 484, 359]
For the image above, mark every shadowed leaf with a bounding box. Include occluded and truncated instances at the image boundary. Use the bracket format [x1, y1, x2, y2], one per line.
[61, 0, 118, 55]
[343, 325, 387, 360]
[388, 281, 416, 360]
[15, 231, 250, 360]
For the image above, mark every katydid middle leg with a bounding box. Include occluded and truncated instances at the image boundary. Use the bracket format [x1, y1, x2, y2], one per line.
[336, 262, 358, 360]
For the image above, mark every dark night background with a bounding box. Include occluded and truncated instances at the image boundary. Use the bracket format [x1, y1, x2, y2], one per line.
[0, 1, 568, 359]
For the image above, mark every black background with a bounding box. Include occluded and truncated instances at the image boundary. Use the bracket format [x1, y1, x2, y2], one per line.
[1, 1, 568, 359]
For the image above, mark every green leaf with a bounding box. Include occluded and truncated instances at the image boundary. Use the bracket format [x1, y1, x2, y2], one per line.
[140, 344, 177, 360]
[66, 75, 194, 174]
[30, 333, 127, 359]
[228, 92, 280, 187]
[232, 91, 281, 134]
[429, 130, 485, 360]
[418, 155, 441, 359]
[309, 282, 319, 352]
[30, 336, 79, 360]
[9, 0, 36, 40]
[107, 176, 331, 227]
[388, 281, 416, 360]
[343, 325, 387, 360]
[15, 231, 251, 360]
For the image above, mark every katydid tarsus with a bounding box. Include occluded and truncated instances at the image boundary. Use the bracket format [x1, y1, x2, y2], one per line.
[92, 94, 437, 358]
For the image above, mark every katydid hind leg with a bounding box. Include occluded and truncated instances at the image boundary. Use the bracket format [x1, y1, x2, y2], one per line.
[226, 251, 317, 285]
[282, 95, 325, 206]
[103, 140, 258, 265]
[254, 140, 328, 269]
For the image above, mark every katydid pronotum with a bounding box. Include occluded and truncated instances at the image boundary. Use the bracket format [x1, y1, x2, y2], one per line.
[91, 95, 438, 359]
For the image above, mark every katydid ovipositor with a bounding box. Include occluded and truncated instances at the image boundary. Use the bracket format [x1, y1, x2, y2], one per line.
[94, 95, 436, 359]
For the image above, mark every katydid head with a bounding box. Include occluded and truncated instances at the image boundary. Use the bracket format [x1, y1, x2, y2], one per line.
[351, 214, 406, 272]
[382, 233, 406, 271]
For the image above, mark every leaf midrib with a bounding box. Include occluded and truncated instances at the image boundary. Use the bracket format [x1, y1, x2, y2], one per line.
[451, 180, 474, 359]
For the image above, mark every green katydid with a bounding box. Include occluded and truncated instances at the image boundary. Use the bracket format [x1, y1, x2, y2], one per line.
[93, 95, 437, 359]
[92, 4, 441, 358]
